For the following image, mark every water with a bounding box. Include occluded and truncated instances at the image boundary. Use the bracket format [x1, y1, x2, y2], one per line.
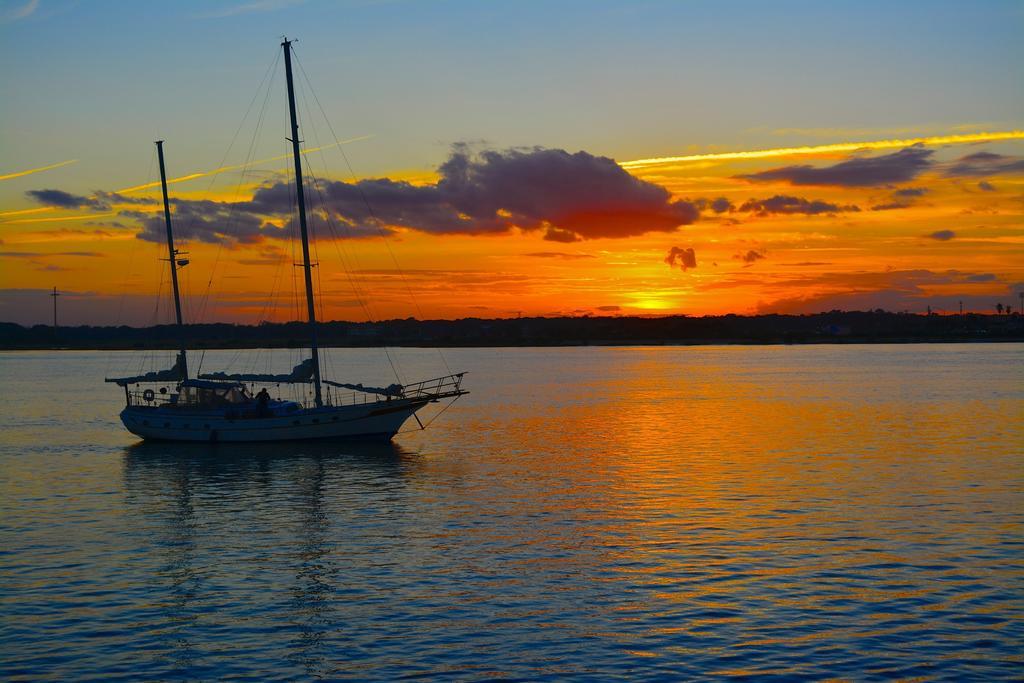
[1, 345, 1022, 680]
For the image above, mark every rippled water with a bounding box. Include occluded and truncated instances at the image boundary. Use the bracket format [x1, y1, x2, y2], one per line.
[1, 345, 1022, 680]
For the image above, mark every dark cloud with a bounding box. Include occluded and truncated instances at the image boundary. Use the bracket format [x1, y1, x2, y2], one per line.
[665, 246, 697, 271]
[871, 186, 928, 211]
[542, 227, 581, 243]
[754, 270, 1014, 314]
[872, 185, 930, 211]
[524, 251, 595, 259]
[945, 151, 1024, 177]
[977, 181, 996, 192]
[926, 230, 956, 241]
[136, 198, 275, 245]
[737, 145, 934, 187]
[442, 145, 700, 239]
[735, 249, 766, 265]
[710, 197, 733, 213]
[695, 197, 734, 213]
[26, 189, 107, 210]
[126, 145, 700, 245]
[596, 305, 621, 312]
[236, 246, 287, 266]
[739, 195, 859, 215]
[94, 191, 152, 205]
[295, 145, 700, 240]
[0, 251, 103, 257]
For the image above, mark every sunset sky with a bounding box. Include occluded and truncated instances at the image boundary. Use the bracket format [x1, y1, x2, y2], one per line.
[2, 0, 1022, 326]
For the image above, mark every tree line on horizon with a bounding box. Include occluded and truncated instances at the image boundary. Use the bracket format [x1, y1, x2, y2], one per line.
[1, 310, 1021, 350]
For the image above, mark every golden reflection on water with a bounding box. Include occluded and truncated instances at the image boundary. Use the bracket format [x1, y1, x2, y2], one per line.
[1, 345, 1021, 679]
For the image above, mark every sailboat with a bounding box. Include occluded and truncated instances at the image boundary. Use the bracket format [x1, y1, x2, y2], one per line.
[106, 39, 467, 442]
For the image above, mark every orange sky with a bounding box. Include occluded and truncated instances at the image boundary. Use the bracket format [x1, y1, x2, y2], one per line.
[1, 134, 1022, 325]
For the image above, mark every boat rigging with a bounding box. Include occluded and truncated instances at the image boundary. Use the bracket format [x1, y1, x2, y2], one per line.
[106, 39, 467, 442]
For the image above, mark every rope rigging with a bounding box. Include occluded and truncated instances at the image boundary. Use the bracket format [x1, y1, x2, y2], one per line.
[119, 41, 462, 414]
[292, 47, 455, 377]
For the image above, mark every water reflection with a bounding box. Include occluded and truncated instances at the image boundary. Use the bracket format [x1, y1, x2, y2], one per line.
[2, 346, 1019, 680]
[121, 440, 420, 678]
[123, 439, 415, 485]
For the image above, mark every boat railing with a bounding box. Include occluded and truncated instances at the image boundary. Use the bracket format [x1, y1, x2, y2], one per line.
[323, 373, 466, 407]
[126, 388, 177, 407]
[124, 373, 467, 409]
[400, 372, 467, 400]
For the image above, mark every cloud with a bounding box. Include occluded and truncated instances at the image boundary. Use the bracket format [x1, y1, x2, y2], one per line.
[695, 197, 734, 213]
[200, 0, 304, 19]
[214, 145, 698, 244]
[737, 145, 934, 187]
[541, 227, 581, 243]
[739, 195, 859, 215]
[620, 131, 1024, 170]
[945, 151, 1024, 177]
[16, 145, 881, 246]
[871, 185, 930, 211]
[926, 230, 956, 241]
[26, 189, 108, 210]
[236, 246, 287, 266]
[3, 228, 131, 243]
[133, 198, 274, 245]
[114, 138, 371, 194]
[1, 0, 38, 22]
[977, 181, 996, 191]
[596, 305, 621, 312]
[0, 158, 77, 181]
[433, 145, 699, 240]
[524, 251, 595, 259]
[665, 246, 697, 271]
[3, 211, 116, 225]
[755, 270, 1014, 314]
[0, 251, 103, 257]
[735, 249, 766, 265]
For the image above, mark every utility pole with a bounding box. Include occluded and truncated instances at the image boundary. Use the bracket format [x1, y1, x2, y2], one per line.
[50, 286, 60, 332]
[959, 300, 963, 317]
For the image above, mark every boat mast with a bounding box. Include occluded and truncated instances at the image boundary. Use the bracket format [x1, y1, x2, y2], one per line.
[282, 38, 323, 407]
[155, 140, 189, 380]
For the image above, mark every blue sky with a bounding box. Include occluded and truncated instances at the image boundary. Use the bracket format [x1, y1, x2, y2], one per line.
[3, 0, 1022, 194]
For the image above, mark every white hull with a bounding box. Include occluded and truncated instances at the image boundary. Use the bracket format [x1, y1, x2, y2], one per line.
[120, 397, 430, 442]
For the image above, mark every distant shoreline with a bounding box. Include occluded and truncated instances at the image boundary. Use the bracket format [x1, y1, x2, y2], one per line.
[3, 339, 1023, 352]
[2, 312, 1022, 351]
